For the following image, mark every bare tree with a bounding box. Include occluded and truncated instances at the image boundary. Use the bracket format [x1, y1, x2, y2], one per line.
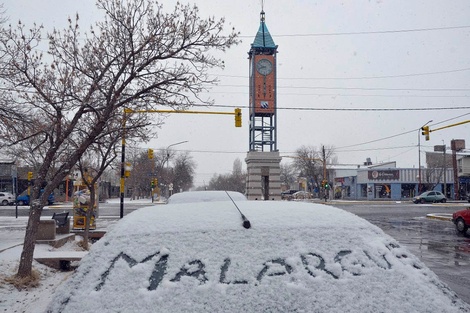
[280, 162, 296, 189]
[74, 123, 123, 250]
[0, 0, 239, 278]
[293, 145, 335, 190]
[172, 151, 196, 193]
[125, 148, 154, 199]
[208, 159, 246, 193]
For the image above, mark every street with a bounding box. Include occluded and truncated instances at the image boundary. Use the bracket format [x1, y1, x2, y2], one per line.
[335, 201, 470, 305]
[0, 199, 156, 218]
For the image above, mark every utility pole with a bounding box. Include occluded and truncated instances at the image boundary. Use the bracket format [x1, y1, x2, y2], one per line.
[322, 146, 327, 201]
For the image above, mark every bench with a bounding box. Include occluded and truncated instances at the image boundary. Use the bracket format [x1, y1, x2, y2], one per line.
[52, 212, 70, 234]
[34, 251, 88, 271]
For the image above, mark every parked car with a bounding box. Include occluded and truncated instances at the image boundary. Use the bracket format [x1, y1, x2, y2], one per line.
[16, 190, 55, 206]
[47, 197, 469, 312]
[281, 189, 298, 200]
[452, 207, 470, 234]
[0, 192, 15, 206]
[292, 190, 313, 200]
[412, 191, 446, 204]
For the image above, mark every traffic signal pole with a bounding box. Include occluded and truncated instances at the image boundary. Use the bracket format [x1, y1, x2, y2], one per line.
[119, 108, 242, 218]
[420, 119, 470, 141]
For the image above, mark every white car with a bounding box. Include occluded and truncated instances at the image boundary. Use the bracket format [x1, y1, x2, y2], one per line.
[0, 192, 14, 206]
[167, 190, 247, 204]
[47, 199, 470, 312]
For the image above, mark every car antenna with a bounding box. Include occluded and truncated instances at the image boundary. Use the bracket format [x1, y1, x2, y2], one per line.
[225, 191, 251, 229]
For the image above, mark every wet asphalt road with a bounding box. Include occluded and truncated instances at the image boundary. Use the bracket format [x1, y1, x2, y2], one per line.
[334, 202, 470, 305]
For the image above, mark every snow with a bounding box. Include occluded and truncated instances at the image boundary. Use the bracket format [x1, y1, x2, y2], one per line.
[166, 190, 247, 204]
[2, 199, 470, 312]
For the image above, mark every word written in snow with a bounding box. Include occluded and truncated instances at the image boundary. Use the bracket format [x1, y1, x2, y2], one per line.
[94, 242, 423, 291]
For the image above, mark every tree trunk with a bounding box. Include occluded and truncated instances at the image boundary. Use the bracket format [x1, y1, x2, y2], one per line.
[17, 203, 42, 278]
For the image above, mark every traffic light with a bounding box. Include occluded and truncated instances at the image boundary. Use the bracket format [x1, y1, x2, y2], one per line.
[27, 171, 33, 181]
[151, 180, 155, 188]
[124, 162, 132, 178]
[421, 126, 430, 141]
[148, 148, 154, 159]
[235, 108, 242, 127]
[324, 182, 330, 189]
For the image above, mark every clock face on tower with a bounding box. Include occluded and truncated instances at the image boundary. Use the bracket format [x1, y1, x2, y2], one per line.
[256, 58, 273, 76]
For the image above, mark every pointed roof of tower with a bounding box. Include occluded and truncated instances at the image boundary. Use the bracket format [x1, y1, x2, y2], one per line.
[251, 11, 277, 49]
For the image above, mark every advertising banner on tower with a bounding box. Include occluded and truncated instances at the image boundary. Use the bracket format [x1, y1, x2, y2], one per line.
[252, 54, 275, 115]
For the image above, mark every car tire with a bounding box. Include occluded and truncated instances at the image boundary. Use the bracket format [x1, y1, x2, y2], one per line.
[1, 200, 8, 206]
[456, 218, 468, 234]
[420, 199, 426, 204]
[441, 199, 446, 203]
[18, 200, 25, 206]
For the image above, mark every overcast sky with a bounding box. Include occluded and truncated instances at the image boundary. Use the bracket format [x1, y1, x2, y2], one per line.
[5, 0, 470, 187]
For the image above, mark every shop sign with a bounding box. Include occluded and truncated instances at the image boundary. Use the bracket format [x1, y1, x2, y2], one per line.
[368, 170, 399, 180]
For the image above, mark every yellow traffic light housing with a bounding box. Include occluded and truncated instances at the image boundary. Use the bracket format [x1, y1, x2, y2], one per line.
[124, 162, 132, 178]
[27, 171, 33, 181]
[235, 108, 242, 127]
[148, 148, 154, 159]
[421, 126, 430, 141]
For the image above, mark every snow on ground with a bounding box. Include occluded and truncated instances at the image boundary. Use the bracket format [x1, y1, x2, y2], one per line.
[0, 237, 82, 312]
[0, 202, 122, 313]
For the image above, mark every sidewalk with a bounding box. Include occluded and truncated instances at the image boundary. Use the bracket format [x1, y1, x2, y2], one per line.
[0, 216, 119, 254]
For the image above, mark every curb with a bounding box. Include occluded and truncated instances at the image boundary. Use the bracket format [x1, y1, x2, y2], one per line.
[426, 213, 452, 221]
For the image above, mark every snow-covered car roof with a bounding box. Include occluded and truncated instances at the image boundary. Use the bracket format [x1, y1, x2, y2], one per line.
[47, 201, 470, 313]
[166, 190, 247, 204]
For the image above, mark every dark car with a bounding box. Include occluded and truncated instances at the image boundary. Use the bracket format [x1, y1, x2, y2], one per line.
[281, 189, 298, 200]
[452, 207, 470, 234]
[412, 191, 446, 204]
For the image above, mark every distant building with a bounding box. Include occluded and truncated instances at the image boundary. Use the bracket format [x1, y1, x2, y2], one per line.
[0, 159, 17, 194]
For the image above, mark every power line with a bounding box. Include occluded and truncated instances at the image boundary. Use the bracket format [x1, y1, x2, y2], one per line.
[239, 25, 470, 38]
[336, 145, 416, 153]
[336, 112, 470, 149]
[205, 90, 470, 98]
[216, 84, 470, 92]
[212, 67, 470, 80]
[190, 103, 470, 112]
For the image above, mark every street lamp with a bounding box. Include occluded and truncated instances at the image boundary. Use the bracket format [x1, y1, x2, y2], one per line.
[418, 120, 433, 194]
[165, 141, 188, 197]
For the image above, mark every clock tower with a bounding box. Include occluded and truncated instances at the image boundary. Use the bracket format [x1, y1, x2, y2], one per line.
[245, 10, 282, 200]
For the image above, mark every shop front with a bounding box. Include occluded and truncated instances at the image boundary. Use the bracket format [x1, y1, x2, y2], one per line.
[356, 168, 455, 201]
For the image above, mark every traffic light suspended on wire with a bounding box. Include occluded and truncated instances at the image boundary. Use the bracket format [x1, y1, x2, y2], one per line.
[235, 108, 242, 127]
[148, 148, 154, 159]
[421, 126, 430, 141]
